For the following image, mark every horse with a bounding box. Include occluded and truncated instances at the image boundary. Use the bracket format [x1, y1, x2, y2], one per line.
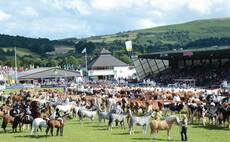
[0, 111, 4, 117]
[216, 103, 230, 128]
[31, 118, 47, 137]
[164, 102, 184, 114]
[98, 111, 111, 123]
[56, 104, 74, 113]
[18, 114, 34, 131]
[1, 115, 15, 132]
[77, 108, 97, 124]
[129, 111, 155, 135]
[46, 114, 67, 137]
[108, 113, 127, 130]
[72, 106, 85, 118]
[206, 103, 219, 125]
[46, 119, 64, 136]
[187, 102, 206, 125]
[150, 115, 180, 140]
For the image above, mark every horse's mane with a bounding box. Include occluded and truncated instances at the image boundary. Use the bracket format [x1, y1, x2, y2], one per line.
[165, 115, 180, 124]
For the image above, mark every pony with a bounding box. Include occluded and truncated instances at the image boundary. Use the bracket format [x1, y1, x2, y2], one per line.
[72, 106, 85, 118]
[56, 104, 74, 113]
[108, 113, 127, 130]
[129, 111, 155, 135]
[187, 102, 206, 126]
[46, 118, 65, 136]
[31, 118, 47, 137]
[98, 111, 111, 123]
[150, 115, 180, 140]
[164, 102, 184, 114]
[1, 115, 15, 132]
[18, 114, 34, 131]
[78, 108, 97, 124]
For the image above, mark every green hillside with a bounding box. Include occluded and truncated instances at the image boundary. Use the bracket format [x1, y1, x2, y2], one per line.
[76, 17, 230, 54]
[1, 17, 230, 68]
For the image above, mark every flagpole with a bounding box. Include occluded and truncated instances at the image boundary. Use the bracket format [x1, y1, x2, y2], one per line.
[85, 48, 88, 76]
[14, 46, 18, 84]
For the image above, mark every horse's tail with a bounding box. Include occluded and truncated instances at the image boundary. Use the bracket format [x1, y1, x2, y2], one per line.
[108, 114, 113, 126]
[77, 110, 83, 120]
[149, 121, 154, 134]
[1, 119, 6, 129]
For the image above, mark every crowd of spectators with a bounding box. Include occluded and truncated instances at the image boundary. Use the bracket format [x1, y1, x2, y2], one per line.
[152, 60, 230, 87]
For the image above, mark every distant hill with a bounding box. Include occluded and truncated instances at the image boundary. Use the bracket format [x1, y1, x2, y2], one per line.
[1, 17, 230, 67]
[72, 17, 230, 54]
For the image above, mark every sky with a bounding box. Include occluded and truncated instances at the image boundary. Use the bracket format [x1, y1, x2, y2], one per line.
[0, 0, 230, 40]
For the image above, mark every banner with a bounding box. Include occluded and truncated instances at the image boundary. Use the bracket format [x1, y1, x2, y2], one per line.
[125, 40, 132, 52]
[183, 51, 193, 56]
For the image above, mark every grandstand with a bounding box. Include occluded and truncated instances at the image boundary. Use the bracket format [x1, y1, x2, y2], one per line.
[133, 46, 230, 87]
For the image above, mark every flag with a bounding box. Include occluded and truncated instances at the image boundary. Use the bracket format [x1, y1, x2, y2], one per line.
[183, 51, 193, 56]
[81, 48, 86, 54]
[125, 41, 132, 52]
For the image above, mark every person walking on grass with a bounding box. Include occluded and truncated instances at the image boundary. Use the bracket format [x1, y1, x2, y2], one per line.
[180, 114, 188, 141]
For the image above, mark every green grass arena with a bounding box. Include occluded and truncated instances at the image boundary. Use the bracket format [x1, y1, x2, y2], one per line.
[0, 118, 229, 142]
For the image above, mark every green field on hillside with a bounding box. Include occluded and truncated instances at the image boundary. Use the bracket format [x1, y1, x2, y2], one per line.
[85, 18, 230, 44]
[0, 118, 229, 142]
[1, 47, 40, 57]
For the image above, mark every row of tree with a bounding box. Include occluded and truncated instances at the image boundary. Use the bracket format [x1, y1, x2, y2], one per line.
[1, 33, 230, 68]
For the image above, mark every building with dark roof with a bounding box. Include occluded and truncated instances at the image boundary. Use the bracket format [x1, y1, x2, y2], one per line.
[87, 48, 135, 80]
[18, 67, 81, 83]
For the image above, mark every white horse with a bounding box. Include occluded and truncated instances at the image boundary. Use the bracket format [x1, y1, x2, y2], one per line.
[31, 118, 47, 136]
[56, 104, 74, 113]
[108, 113, 127, 130]
[129, 112, 155, 135]
[98, 111, 112, 123]
[78, 109, 97, 124]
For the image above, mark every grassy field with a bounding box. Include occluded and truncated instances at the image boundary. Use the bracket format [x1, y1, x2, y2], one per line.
[0, 118, 229, 142]
[1, 47, 40, 57]
[0, 88, 229, 142]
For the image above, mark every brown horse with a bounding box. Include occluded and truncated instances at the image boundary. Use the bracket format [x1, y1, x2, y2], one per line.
[150, 115, 180, 140]
[46, 114, 69, 136]
[15, 114, 34, 131]
[1, 115, 16, 132]
[46, 119, 64, 136]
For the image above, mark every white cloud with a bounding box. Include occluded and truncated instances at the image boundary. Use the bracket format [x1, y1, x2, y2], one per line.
[68, 1, 92, 15]
[0, 10, 11, 21]
[188, 0, 213, 14]
[136, 19, 158, 29]
[19, 6, 39, 17]
[149, 0, 187, 12]
[42, 0, 92, 15]
[90, 0, 121, 11]
[0, 0, 229, 39]
[90, 0, 150, 11]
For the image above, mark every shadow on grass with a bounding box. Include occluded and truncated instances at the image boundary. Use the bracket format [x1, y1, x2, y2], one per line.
[87, 125, 103, 128]
[131, 137, 151, 141]
[192, 124, 229, 131]
[95, 128, 108, 131]
[112, 132, 130, 135]
[0, 130, 21, 134]
[132, 137, 180, 141]
[14, 135, 50, 139]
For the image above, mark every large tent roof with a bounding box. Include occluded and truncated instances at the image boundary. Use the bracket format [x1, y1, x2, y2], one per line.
[138, 46, 230, 60]
[18, 67, 81, 80]
[88, 48, 128, 68]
